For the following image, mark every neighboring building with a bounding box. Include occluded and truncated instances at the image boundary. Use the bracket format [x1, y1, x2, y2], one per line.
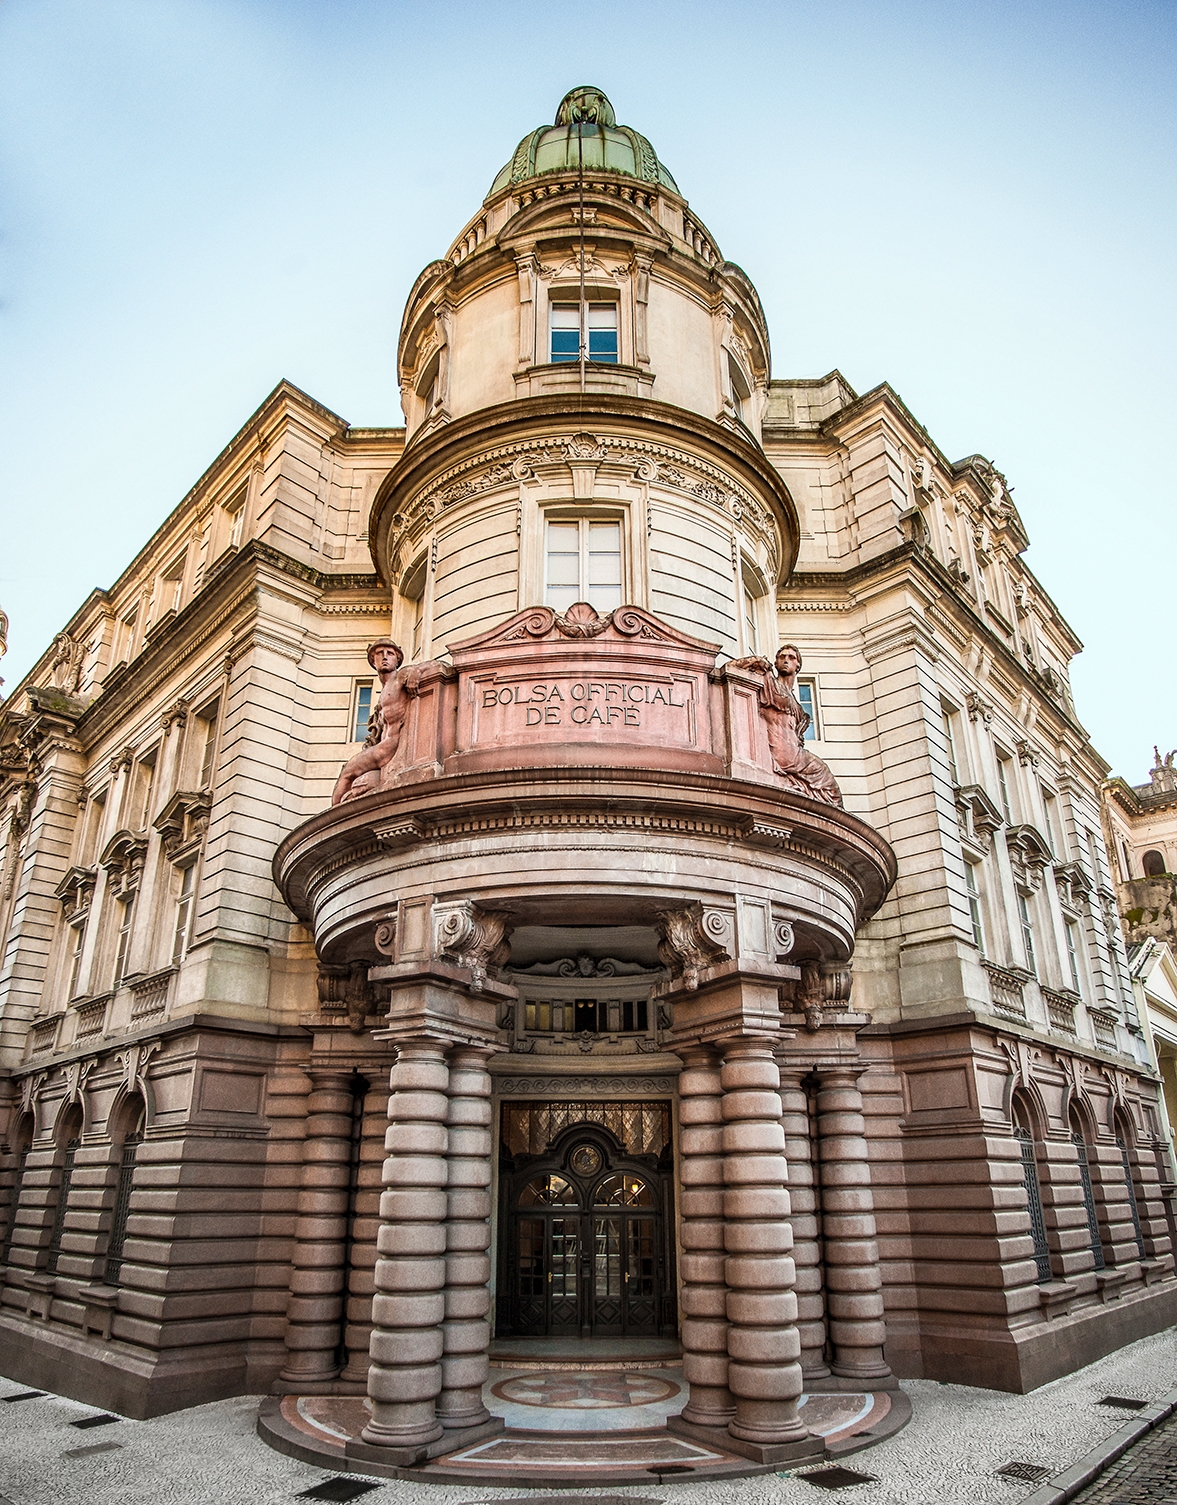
[1128, 939, 1177, 1175]
[0, 87, 1172, 1454]
[1104, 749, 1177, 949]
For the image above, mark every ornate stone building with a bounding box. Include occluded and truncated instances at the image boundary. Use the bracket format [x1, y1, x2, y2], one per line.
[0, 87, 1172, 1460]
[1103, 748, 1177, 950]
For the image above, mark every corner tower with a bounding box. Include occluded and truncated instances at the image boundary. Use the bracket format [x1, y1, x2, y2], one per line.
[273, 87, 898, 1473]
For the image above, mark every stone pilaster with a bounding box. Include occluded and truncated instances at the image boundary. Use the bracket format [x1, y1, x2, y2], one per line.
[437, 1045, 493, 1429]
[278, 1069, 356, 1386]
[721, 1039, 810, 1449]
[815, 1065, 892, 1383]
[676, 1044, 735, 1428]
[361, 1039, 449, 1451]
[777, 1063, 829, 1379]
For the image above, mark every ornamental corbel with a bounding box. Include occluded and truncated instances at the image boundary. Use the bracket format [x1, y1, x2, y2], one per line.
[64, 1056, 97, 1106]
[965, 690, 993, 724]
[116, 1039, 161, 1101]
[434, 901, 514, 991]
[19, 1070, 48, 1118]
[654, 902, 731, 991]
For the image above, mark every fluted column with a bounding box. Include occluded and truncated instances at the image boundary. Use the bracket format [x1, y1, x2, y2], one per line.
[362, 1039, 449, 1450]
[815, 1066, 891, 1382]
[722, 1039, 809, 1447]
[437, 1045, 494, 1429]
[279, 1070, 356, 1385]
[676, 1045, 735, 1427]
[777, 1063, 829, 1379]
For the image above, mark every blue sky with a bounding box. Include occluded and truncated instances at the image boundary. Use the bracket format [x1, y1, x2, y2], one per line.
[1, 0, 1173, 781]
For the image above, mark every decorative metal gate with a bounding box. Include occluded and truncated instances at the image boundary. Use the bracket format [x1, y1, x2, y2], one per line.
[499, 1114, 674, 1338]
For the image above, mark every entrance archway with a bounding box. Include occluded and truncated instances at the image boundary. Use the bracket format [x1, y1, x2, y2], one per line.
[498, 1122, 673, 1338]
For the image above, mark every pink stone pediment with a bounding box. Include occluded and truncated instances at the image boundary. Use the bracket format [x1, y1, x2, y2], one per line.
[447, 601, 719, 659]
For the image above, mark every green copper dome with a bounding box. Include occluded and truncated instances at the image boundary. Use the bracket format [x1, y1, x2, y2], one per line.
[487, 86, 679, 199]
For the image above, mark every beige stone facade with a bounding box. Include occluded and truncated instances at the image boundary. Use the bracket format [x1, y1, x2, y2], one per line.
[1103, 751, 1177, 950]
[0, 88, 1173, 1437]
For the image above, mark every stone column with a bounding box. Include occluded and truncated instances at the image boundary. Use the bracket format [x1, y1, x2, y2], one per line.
[815, 1065, 892, 1383]
[676, 1045, 735, 1428]
[361, 1039, 449, 1451]
[777, 1063, 829, 1380]
[721, 1039, 809, 1448]
[279, 1070, 356, 1385]
[437, 1045, 494, 1429]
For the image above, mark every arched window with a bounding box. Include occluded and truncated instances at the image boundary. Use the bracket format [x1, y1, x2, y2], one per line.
[1, 1113, 35, 1267]
[45, 1104, 83, 1275]
[104, 1097, 145, 1285]
[1144, 850, 1167, 878]
[518, 1174, 579, 1207]
[1013, 1097, 1051, 1282]
[1068, 1106, 1105, 1271]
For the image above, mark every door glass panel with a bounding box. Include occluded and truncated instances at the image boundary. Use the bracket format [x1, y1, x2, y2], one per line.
[550, 1217, 579, 1299]
[517, 1217, 545, 1298]
[519, 1174, 577, 1206]
[594, 1217, 621, 1299]
[628, 1218, 656, 1298]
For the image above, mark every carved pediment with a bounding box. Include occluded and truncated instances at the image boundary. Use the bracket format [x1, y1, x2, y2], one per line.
[451, 601, 718, 655]
[1054, 860, 1093, 912]
[1006, 823, 1053, 891]
[54, 864, 97, 920]
[153, 789, 212, 864]
[99, 829, 148, 899]
[956, 784, 1004, 850]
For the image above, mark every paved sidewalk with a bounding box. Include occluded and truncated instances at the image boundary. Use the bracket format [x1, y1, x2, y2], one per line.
[0, 1327, 1175, 1505]
[1069, 1407, 1177, 1504]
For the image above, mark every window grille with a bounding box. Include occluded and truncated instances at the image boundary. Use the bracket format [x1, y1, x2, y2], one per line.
[1071, 1131, 1105, 1270]
[104, 1132, 143, 1285]
[1, 1147, 30, 1265]
[1117, 1136, 1147, 1258]
[45, 1138, 80, 1275]
[1015, 1127, 1052, 1281]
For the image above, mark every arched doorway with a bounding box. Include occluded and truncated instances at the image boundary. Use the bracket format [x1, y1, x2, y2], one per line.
[499, 1124, 673, 1339]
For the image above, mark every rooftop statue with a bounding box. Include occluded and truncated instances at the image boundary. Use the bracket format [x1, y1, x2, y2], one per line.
[729, 644, 843, 806]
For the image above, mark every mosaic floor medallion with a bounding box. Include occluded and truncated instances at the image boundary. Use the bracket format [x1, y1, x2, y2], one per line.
[491, 1370, 681, 1409]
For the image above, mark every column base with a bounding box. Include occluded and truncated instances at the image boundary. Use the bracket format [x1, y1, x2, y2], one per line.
[270, 1376, 368, 1396]
[346, 1414, 503, 1469]
[809, 1372, 901, 1393]
[667, 1414, 825, 1467]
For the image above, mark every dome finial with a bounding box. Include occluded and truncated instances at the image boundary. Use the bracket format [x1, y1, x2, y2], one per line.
[555, 86, 616, 128]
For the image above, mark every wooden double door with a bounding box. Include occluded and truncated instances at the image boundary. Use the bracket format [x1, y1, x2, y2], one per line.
[500, 1132, 672, 1338]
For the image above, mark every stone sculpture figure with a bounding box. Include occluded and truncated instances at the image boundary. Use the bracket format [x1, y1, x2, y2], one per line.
[729, 644, 843, 806]
[332, 639, 423, 805]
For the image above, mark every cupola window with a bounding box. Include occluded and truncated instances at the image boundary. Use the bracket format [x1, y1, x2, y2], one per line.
[545, 519, 622, 613]
[550, 303, 618, 364]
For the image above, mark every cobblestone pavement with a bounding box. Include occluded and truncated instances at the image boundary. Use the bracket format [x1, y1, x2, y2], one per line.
[0, 1327, 1175, 1505]
[1069, 1407, 1177, 1504]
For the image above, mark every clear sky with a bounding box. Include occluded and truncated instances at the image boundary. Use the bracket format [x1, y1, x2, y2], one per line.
[1, 0, 1173, 783]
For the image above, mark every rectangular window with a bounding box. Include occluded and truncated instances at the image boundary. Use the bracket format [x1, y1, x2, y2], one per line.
[941, 704, 960, 784]
[795, 679, 819, 742]
[352, 682, 373, 743]
[587, 303, 618, 363]
[1042, 789, 1061, 857]
[172, 864, 195, 966]
[549, 303, 618, 363]
[1018, 892, 1037, 976]
[965, 862, 986, 955]
[67, 921, 87, 998]
[198, 705, 220, 789]
[113, 897, 135, 987]
[117, 609, 138, 665]
[544, 518, 622, 614]
[550, 304, 580, 363]
[161, 552, 187, 616]
[133, 756, 156, 832]
[996, 754, 1014, 824]
[1120, 840, 1132, 880]
[1066, 920, 1083, 994]
[742, 588, 759, 655]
